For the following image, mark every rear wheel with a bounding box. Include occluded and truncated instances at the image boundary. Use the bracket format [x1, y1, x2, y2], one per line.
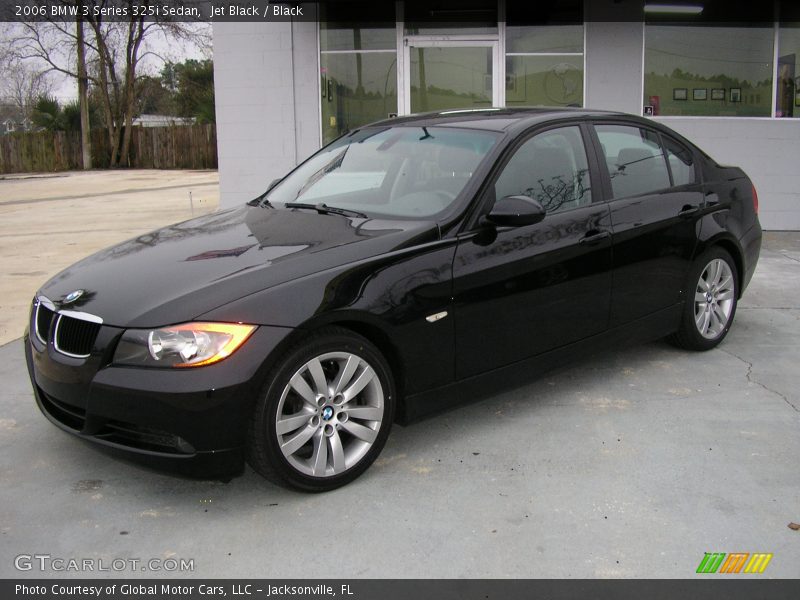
[247, 327, 395, 491]
[669, 247, 739, 351]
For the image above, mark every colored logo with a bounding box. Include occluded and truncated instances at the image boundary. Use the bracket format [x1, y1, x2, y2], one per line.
[62, 289, 85, 305]
[696, 552, 773, 574]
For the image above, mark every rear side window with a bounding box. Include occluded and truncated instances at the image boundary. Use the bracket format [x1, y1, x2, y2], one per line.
[595, 124, 671, 199]
[494, 125, 592, 215]
[662, 136, 696, 186]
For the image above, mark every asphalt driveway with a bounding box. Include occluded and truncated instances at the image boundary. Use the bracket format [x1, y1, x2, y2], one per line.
[1, 234, 798, 579]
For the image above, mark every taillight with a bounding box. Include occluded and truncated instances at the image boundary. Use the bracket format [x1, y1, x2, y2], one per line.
[752, 184, 759, 215]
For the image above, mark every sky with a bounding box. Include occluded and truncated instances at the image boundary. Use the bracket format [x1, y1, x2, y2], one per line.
[1, 21, 212, 103]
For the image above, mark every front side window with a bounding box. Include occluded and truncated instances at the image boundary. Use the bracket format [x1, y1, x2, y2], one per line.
[494, 125, 592, 214]
[267, 127, 498, 218]
[595, 125, 671, 199]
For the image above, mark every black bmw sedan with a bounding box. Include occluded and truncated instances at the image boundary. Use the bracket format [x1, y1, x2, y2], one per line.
[25, 108, 762, 491]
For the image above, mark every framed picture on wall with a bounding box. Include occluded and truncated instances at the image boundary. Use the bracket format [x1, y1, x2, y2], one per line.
[730, 88, 742, 102]
[673, 88, 688, 101]
[711, 88, 725, 101]
[693, 88, 707, 101]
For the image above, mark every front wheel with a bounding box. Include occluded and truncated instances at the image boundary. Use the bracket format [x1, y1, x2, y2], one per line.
[247, 327, 395, 492]
[669, 247, 739, 351]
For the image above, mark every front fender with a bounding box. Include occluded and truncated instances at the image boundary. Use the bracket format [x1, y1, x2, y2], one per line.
[198, 239, 459, 396]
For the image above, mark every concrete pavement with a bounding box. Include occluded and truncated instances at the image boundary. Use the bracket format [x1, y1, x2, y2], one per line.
[0, 235, 798, 578]
[0, 170, 219, 345]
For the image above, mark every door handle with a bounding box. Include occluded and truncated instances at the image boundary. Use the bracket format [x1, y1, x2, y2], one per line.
[679, 204, 700, 218]
[579, 230, 611, 245]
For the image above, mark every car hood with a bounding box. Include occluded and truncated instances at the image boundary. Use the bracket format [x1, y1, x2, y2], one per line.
[38, 205, 439, 328]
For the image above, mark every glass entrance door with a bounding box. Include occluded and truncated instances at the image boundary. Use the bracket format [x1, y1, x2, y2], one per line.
[401, 41, 501, 114]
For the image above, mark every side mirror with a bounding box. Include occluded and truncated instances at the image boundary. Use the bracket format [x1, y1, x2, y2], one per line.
[484, 195, 546, 227]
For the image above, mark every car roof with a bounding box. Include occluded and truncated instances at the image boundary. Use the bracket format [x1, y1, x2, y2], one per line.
[368, 107, 629, 133]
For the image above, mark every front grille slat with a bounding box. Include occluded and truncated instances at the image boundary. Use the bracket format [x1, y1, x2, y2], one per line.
[35, 304, 55, 343]
[54, 315, 101, 357]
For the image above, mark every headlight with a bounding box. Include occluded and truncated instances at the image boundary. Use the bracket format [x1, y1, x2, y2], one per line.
[114, 322, 256, 368]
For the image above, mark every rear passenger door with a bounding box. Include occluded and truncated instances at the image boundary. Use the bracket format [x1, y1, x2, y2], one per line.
[591, 122, 703, 327]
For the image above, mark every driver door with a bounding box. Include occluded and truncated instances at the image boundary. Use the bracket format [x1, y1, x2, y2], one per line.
[452, 124, 613, 379]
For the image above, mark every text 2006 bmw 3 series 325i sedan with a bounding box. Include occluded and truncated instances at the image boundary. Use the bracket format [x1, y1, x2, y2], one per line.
[25, 108, 761, 491]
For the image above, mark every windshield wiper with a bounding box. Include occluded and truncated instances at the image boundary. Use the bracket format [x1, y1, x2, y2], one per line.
[247, 196, 273, 208]
[247, 190, 274, 208]
[283, 202, 367, 219]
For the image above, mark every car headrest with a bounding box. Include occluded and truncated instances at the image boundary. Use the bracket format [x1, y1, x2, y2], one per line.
[531, 146, 573, 183]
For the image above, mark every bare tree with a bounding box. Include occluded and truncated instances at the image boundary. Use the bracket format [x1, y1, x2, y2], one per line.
[0, 54, 55, 120]
[5, 2, 210, 167]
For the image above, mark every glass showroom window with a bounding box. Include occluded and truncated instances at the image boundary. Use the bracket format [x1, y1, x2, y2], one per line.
[777, 23, 800, 118]
[644, 25, 774, 117]
[404, 0, 498, 36]
[320, 3, 397, 145]
[505, 3, 584, 108]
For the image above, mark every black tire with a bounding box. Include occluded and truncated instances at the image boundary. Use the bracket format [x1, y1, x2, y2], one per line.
[247, 327, 395, 492]
[669, 247, 739, 351]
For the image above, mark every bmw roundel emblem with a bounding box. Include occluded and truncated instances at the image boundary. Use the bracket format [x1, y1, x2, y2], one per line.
[63, 289, 85, 304]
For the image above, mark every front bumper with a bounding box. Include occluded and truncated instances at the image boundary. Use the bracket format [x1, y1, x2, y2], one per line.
[24, 323, 293, 479]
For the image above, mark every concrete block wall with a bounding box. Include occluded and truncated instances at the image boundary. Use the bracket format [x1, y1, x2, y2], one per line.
[654, 118, 800, 231]
[213, 6, 320, 208]
[585, 22, 644, 115]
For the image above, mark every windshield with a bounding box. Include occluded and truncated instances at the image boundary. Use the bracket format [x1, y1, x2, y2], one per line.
[266, 126, 499, 218]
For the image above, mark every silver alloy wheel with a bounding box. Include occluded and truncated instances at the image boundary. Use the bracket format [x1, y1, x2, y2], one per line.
[694, 258, 735, 339]
[274, 351, 384, 477]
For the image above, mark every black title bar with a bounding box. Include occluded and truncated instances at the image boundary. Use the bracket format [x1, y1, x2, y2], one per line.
[1, 1, 800, 23]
